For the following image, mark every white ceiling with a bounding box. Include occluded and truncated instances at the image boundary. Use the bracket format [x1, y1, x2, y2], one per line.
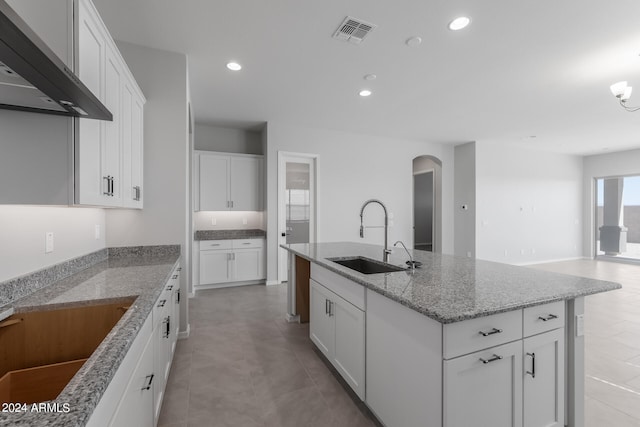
[93, 0, 640, 156]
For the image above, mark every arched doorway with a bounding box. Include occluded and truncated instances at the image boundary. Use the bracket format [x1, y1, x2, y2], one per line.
[413, 155, 442, 253]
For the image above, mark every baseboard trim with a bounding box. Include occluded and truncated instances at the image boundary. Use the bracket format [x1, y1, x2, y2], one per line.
[178, 324, 190, 339]
[195, 280, 265, 291]
[266, 280, 281, 286]
[285, 313, 300, 323]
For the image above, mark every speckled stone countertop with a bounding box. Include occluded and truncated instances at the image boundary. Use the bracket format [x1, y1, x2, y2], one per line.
[0, 246, 180, 427]
[194, 229, 265, 241]
[282, 242, 621, 324]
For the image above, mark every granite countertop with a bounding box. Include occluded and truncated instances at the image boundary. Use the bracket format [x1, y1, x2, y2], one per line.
[0, 247, 180, 427]
[282, 242, 622, 324]
[194, 229, 265, 241]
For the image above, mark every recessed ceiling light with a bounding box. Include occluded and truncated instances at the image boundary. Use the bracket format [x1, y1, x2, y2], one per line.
[226, 62, 242, 71]
[364, 74, 377, 81]
[449, 16, 471, 31]
[405, 36, 422, 47]
[359, 89, 372, 97]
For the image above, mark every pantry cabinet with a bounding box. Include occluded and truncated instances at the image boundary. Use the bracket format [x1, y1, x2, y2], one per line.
[196, 152, 263, 212]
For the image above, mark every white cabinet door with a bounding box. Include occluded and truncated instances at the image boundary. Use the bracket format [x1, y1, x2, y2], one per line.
[199, 250, 232, 284]
[130, 94, 144, 208]
[199, 154, 230, 211]
[233, 248, 264, 281]
[102, 44, 122, 206]
[309, 280, 334, 359]
[333, 296, 365, 400]
[444, 340, 523, 427]
[524, 329, 565, 427]
[121, 81, 133, 206]
[230, 156, 261, 210]
[76, 0, 107, 206]
[108, 330, 154, 427]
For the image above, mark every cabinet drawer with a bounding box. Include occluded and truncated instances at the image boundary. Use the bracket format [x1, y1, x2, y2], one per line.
[199, 240, 233, 250]
[311, 264, 365, 310]
[233, 238, 264, 249]
[443, 310, 523, 359]
[523, 301, 565, 337]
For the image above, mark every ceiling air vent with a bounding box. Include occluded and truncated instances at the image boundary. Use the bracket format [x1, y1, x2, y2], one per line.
[333, 16, 376, 44]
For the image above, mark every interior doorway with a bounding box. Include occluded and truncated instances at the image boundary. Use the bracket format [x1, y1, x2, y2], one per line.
[413, 155, 442, 252]
[278, 152, 318, 282]
[414, 171, 434, 251]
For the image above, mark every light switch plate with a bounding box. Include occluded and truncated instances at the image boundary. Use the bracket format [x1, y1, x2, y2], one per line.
[94, 224, 101, 240]
[45, 232, 54, 253]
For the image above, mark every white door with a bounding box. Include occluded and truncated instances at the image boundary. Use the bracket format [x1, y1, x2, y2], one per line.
[524, 329, 565, 427]
[199, 154, 229, 211]
[199, 250, 232, 284]
[309, 280, 333, 359]
[230, 156, 261, 210]
[278, 152, 317, 282]
[443, 340, 523, 427]
[333, 296, 365, 400]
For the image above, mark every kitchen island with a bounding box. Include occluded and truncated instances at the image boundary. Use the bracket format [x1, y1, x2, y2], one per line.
[0, 246, 180, 427]
[282, 242, 621, 427]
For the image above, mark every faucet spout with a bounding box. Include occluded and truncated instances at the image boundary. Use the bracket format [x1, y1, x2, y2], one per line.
[394, 241, 415, 271]
[359, 199, 391, 262]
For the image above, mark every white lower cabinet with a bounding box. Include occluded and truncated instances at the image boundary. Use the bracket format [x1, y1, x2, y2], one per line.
[309, 279, 365, 400]
[524, 328, 565, 427]
[198, 239, 265, 287]
[365, 288, 566, 427]
[108, 330, 155, 427]
[444, 340, 523, 427]
[86, 263, 181, 427]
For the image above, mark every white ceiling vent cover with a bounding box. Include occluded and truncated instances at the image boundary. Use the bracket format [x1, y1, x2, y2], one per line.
[333, 16, 376, 44]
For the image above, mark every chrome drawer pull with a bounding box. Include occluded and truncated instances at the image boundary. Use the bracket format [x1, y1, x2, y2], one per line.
[166, 285, 174, 291]
[479, 354, 503, 364]
[157, 299, 166, 307]
[172, 274, 178, 279]
[478, 327, 503, 337]
[538, 314, 558, 322]
[526, 352, 536, 378]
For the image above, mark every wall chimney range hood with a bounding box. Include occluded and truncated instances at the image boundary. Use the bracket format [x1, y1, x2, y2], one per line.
[0, 0, 112, 120]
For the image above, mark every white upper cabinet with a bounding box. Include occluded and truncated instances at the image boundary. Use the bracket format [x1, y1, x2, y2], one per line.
[196, 152, 263, 212]
[75, 0, 145, 208]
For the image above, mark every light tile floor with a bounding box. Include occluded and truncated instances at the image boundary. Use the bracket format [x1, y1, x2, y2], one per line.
[160, 259, 639, 427]
[158, 284, 378, 427]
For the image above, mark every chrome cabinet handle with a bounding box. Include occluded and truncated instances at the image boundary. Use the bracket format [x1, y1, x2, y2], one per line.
[231, 200, 234, 208]
[103, 176, 111, 195]
[478, 327, 503, 337]
[526, 352, 536, 378]
[176, 290, 180, 304]
[538, 314, 558, 322]
[163, 316, 170, 338]
[133, 185, 141, 201]
[325, 299, 329, 315]
[226, 201, 230, 208]
[242, 242, 251, 245]
[142, 374, 154, 391]
[166, 285, 173, 291]
[177, 267, 182, 271]
[157, 299, 166, 307]
[172, 274, 178, 279]
[328, 301, 334, 317]
[479, 354, 503, 364]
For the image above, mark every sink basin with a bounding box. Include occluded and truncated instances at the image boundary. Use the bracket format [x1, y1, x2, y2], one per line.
[328, 256, 406, 274]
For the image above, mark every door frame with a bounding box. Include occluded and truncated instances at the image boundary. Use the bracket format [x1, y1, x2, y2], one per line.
[278, 151, 319, 283]
[413, 169, 436, 251]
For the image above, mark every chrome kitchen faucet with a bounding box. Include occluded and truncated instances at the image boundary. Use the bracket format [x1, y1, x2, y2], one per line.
[359, 199, 391, 263]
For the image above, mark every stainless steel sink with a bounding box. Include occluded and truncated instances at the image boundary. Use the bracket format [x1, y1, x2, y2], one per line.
[327, 256, 406, 274]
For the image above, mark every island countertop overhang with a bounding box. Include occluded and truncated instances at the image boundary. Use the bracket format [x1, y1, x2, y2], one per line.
[281, 242, 622, 324]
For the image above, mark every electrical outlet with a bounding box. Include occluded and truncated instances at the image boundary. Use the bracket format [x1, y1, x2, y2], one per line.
[576, 314, 584, 337]
[94, 224, 101, 240]
[45, 232, 54, 253]
[211, 217, 217, 226]
[242, 218, 248, 225]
